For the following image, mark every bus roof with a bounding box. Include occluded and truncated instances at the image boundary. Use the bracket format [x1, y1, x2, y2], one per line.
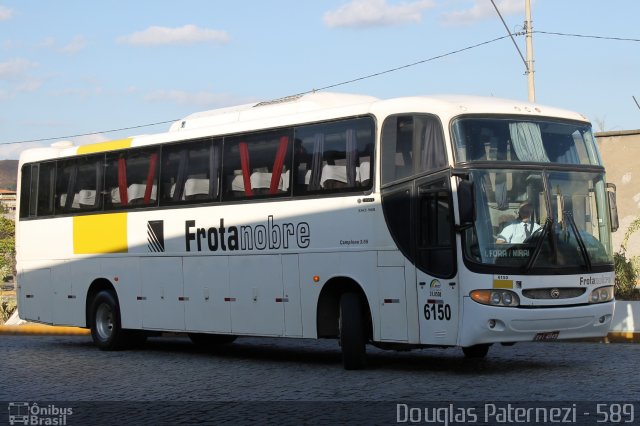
[19, 92, 590, 163]
[169, 92, 589, 133]
[168, 92, 380, 133]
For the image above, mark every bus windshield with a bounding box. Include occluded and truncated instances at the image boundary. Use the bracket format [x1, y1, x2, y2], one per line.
[452, 116, 613, 273]
[452, 117, 601, 165]
[461, 168, 613, 272]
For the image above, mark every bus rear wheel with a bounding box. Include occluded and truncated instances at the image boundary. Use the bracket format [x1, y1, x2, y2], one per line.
[89, 290, 128, 350]
[339, 292, 367, 370]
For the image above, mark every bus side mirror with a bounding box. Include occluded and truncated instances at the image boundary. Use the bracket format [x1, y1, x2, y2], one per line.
[457, 179, 475, 228]
[607, 183, 619, 232]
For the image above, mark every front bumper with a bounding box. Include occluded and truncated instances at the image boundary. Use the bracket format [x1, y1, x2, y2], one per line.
[458, 297, 614, 347]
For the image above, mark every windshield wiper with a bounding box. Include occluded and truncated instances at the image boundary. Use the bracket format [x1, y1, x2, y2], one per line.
[524, 217, 553, 273]
[564, 212, 592, 271]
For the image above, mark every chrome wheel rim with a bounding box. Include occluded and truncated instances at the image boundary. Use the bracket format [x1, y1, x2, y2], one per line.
[95, 303, 114, 340]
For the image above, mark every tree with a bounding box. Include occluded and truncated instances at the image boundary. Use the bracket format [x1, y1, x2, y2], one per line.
[593, 116, 607, 133]
[0, 208, 16, 324]
[614, 217, 640, 300]
[0, 214, 15, 281]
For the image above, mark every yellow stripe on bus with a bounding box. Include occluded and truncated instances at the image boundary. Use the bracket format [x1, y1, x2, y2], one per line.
[77, 138, 132, 154]
[73, 213, 128, 254]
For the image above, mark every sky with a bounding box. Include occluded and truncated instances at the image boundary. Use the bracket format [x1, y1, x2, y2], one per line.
[0, 0, 638, 160]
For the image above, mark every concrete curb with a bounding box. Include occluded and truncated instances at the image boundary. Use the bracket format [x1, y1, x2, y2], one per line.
[0, 324, 90, 336]
[606, 331, 640, 343]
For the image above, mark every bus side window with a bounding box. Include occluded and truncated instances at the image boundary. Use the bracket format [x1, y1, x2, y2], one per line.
[293, 117, 374, 195]
[222, 130, 292, 200]
[104, 148, 158, 209]
[19, 164, 37, 218]
[381, 114, 447, 186]
[159, 138, 221, 205]
[55, 156, 103, 214]
[36, 162, 56, 217]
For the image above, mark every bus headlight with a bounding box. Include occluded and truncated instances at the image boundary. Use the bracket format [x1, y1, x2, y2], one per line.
[470, 289, 520, 307]
[589, 286, 614, 304]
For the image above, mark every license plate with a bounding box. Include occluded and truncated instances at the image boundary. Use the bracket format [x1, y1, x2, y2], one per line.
[533, 331, 560, 341]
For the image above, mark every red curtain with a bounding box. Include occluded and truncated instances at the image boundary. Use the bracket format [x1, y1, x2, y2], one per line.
[117, 157, 128, 205]
[239, 142, 253, 196]
[143, 153, 158, 204]
[269, 136, 289, 194]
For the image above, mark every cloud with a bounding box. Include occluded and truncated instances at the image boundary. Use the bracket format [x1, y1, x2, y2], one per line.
[0, 121, 65, 159]
[3, 36, 87, 55]
[37, 37, 57, 50]
[0, 58, 42, 99]
[144, 90, 250, 107]
[323, 0, 435, 28]
[442, 0, 524, 26]
[0, 58, 37, 80]
[59, 35, 88, 55]
[0, 141, 50, 160]
[37, 35, 87, 55]
[0, 133, 111, 160]
[118, 24, 230, 46]
[0, 5, 13, 21]
[51, 86, 105, 99]
[14, 78, 42, 93]
[68, 133, 110, 147]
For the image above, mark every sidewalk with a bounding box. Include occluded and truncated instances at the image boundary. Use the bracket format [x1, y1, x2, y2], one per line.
[608, 300, 640, 342]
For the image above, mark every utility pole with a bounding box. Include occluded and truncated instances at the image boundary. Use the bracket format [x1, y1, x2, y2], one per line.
[525, 0, 536, 102]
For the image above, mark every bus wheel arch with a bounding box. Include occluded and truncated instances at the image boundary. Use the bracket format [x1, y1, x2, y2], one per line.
[85, 279, 119, 329]
[86, 279, 129, 350]
[316, 277, 373, 341]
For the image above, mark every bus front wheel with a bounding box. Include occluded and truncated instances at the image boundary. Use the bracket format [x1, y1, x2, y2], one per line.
[89, 290, 127, 351]
[462, 344, 491, 359]
[339, 292, 367, 370]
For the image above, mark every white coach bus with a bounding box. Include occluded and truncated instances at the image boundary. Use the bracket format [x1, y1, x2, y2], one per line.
[16, 92, 618, 369]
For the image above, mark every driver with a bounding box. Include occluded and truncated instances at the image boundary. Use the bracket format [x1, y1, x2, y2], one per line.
[496, 202, 541, 244]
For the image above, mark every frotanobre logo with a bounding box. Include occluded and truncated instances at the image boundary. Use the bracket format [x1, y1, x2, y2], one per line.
[7, 402, 73, 425]
[147, 220, 165, 252]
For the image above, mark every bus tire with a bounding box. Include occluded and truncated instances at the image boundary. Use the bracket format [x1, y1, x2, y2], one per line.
[339, 292, 367, 370]
[89, 290, 127, 351]
[188, 333, 237, 347]
[462, 344, 491, 359]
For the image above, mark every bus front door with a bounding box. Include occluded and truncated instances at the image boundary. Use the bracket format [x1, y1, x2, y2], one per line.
[415, 175, 459, 346]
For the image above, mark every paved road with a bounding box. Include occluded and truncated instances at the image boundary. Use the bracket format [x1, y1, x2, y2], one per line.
[1, 335, 638, 424]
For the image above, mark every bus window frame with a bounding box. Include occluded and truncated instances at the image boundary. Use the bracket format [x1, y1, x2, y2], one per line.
[17, 115, 376, 220]
[380, 113, 449, 189]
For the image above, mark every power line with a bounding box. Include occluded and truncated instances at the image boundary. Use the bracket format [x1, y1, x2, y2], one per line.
[2, 119, 179, 146]
[4, 30, 638, 147]
[4, 35, 511, 147]
[534, 30, 640, 42]
[490, 0, 528, 72]
[294, 34, 512, 94]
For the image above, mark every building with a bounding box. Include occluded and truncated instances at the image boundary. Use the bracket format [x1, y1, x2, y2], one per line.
[596, 129, 640, 257]
[0, 189, 16, 219]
